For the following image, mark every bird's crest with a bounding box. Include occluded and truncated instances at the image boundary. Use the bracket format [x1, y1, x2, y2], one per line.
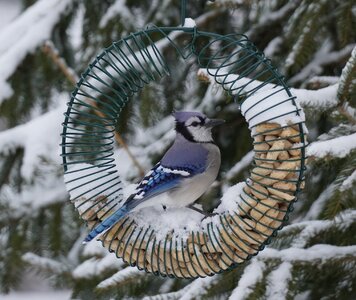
[173, 111, 206, 123]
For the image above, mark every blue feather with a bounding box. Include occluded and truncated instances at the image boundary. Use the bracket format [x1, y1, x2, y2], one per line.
[129, 163, 194, 201]
[82, 163, 197, 243]
[83, 204, 129, 243]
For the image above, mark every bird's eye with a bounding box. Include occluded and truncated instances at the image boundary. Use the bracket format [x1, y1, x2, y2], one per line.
[191, 121, 199, 127]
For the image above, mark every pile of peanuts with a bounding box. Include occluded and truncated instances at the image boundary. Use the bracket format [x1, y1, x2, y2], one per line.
[75, 122, 306, 278]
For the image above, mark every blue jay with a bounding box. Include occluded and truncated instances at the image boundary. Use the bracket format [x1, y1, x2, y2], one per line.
[83, 111, 224, 243]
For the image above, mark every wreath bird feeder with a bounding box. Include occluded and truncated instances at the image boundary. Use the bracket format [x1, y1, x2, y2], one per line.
[61, 1, 307, 279]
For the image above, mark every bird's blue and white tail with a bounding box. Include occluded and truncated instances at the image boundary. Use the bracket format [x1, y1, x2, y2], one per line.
[83, 204, 129, 244]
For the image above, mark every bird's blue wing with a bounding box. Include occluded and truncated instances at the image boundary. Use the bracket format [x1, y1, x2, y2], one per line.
[125, 163, 197, 209]
[83, 163, 202, 243]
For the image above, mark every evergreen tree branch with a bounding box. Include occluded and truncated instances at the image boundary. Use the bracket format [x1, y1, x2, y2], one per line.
[179, 276, 218, 300]
[264, 36, 283, 57]
[245, 0, 302, 41]
[337, 46, 356, 104]
[143, 0, 168, 25]
[322, 154, 356, 218]
[284, 17, 314, 73]
[67, 232, 87, 266]
[146, 276, 217, 300]
[340, 170, 356, 192]
[306, 75, 340, 88]
[72, 255, 124, 280]
[337, 102, 356, 125]
[303, 182, 338, 220]
[265, 262, 292, 300]
[269, 209, 356, 251]
[226, 150, 254, 180]
[292, 210, 356, 247]
[143, 289, 186, 300]
[41, 41, 145, 177]
[259, 244, 356, 262]
[96, 266, 144, 289]
[228, 260, 266, 300]
[0, 0, 72, 104]
[1, 1, 355, 297]
[288, 43, 355, 85]
[22, 252, 69, 274]
[100, 0, 137, 29]
[41, 41, 79, 83]
[307, 133, 356, 161]
[197, 68, 340, 110]
[284, 0, 329, 76]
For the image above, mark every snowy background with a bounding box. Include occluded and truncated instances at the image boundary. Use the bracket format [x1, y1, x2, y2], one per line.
[0, 0, 355, 299]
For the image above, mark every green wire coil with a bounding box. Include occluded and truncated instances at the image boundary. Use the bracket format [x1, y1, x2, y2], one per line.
[61, 24, 307, 278]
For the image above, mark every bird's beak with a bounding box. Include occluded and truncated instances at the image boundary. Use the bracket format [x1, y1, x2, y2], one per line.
[205, 118, 225, 128]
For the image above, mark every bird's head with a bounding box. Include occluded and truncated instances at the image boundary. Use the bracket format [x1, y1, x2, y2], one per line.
[173, 111, 225, 143]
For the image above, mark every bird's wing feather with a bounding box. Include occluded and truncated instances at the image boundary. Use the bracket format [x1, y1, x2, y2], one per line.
[124, 163, 197, 209]
[83, 164, 193, 243]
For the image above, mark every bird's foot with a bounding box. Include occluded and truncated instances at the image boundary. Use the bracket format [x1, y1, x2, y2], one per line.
[201, 212, 218, 221]
[188, 204, 208, 216]
[188, 204, 218, 220]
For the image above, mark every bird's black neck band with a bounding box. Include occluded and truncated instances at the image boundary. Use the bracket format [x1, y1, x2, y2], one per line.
[175, 122, 195, 142]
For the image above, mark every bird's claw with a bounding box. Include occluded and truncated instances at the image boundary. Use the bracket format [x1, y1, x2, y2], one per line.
[187, 204, 218, 220]
[201, 212, 218, 221]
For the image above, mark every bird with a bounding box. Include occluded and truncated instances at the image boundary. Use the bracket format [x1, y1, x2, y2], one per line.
[83, 111, 224, 243]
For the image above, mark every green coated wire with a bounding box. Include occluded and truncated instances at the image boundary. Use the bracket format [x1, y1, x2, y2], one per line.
[61, 24, 308, 279]
[180, 0, 186, 26]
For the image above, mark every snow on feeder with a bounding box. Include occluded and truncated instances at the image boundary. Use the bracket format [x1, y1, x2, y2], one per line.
[61, 2, 307, 279]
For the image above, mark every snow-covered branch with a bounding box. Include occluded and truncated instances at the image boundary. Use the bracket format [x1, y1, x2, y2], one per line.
[246, 0, 301, 40]
[260, 244, 356, 262]
[226, 151, 254, 180]
[0, 183, 68, 220]
[293, 84, 339, 109]
[234, 212, 356, 298]
[265, 262, 292, 300]
[72, 254, 124, 279]
[340, 170, 356, 192]
[288, 43, 355, 84]
[0, 0, 72, 104]
[96, 266, 144, 289]
[179, 276, 218, 300]
[144, 289, 186, 300]
[307, 133, 356, 159]
[0, 103, 65, 180]
[291, 210, 356, 244]
[338, 46, 356, 103]
[22, 252, 69, 274]
[145, 270, 218, 299]
[229, 260, 266, 300]
[197, 68, 340, 110]
[100, 0, 138, 29]
[302, 182, 337, 220]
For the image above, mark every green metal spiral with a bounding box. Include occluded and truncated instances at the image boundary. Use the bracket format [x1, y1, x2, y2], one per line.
[61, 24, 307, 278]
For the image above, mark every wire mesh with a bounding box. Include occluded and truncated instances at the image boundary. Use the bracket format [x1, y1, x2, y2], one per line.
[61, 25, 307, 278]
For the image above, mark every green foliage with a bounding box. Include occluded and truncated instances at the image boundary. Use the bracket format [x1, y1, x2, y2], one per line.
[336, 2, 356, 48]
[0, 222, 28, 293]
[338, 46, 356, 105]
[0, 0, 355, 299]
[284, 0, 328, 76]
[322, 153, 356, 219]
[291, 258, 356, 300]
[307, 222, 356, 248]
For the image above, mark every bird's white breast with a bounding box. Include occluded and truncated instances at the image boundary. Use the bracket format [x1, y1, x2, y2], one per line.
[161, 143, 220, 208]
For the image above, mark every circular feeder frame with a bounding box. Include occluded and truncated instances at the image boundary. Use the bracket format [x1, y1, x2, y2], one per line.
[61, 24, 307, 278]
